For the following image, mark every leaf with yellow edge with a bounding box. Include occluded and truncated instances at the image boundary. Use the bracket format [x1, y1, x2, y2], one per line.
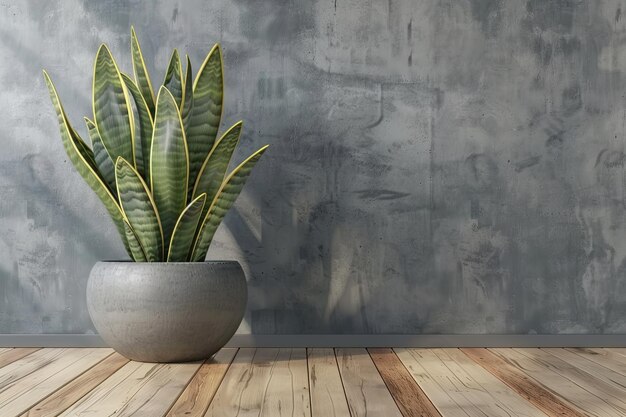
[124, 220, 147, 262]
[181, 55, 194, 132]
[187, 44, 223, 197]
[190, 145, 268, 261]
[93, 44, 134, 167]
[43, 70, 132, 258]
[121, 73, 154, 181]
[150, 87, 189, 247]
[192, 121, 242, 213]
[84, 117, 116, 193]
[167, 193, 206, 262]
[131, 26, 156, 116]
[163, 49, 184, 108]
[116, 157, 164, 261]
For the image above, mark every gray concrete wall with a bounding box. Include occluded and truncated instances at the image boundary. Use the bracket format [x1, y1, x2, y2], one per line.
[1, 0, 626, 335]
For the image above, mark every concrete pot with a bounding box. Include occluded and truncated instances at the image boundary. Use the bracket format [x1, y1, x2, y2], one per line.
[87, 261, 247, 363]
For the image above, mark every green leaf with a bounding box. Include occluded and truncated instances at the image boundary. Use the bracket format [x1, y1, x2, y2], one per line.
[163, 49, 184, 109]
[84, 118, 116, 194]
[70, 124, 96, 163]
[123, 220, 147, 262]
[93, 44, 134, 167]
[121, 73, 154, 181]
[190, 145, 268, 261]
[192, 121, 242, 215]
[116, 157, 164, 261]
[131, 26, 156, 116]
[181, 55, 194, 132]
[187, 44, 223, 197]
[150, 87, 189, 247]
[43, 71, 132, 258]
[167, 193, 206, 262]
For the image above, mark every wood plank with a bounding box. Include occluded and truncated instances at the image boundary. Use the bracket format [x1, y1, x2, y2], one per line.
[587, 348, 626, 367]
[461, 348, 586, 417]
[205, 348, 310, 417]
[395, 348, 471, 417]
[0, 349, 40, 370]
[0, 349, 70, 390]
[608, 348, 626, 359]
[20, 352, 129, 417]
[543, 348, 626, 393]
[165, 349, 237, 417]
[56, 360, 144, 415]
[260, 348, 310, 417]
[497, 348, 626, 417]
[440, 349, 548, 417]
[335, 348, 402, 417]
[0, 348, 113, 416]
[368, 348, 441, 417]
[490, 349, 622, 417]
[59, 360, 201, 417]
[565, 348, 626, 375]
[307, 348, 351, 417]
[398, 349, 535, 417]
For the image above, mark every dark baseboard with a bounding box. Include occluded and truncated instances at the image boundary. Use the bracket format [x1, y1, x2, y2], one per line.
[0, 334, 625, 348]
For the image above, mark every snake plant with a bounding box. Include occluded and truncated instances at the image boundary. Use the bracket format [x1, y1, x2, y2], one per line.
[43, 28, 268, 262]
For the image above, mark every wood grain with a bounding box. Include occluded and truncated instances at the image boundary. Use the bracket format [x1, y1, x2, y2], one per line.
[608, 348, 626, 359]
[368, 348, 441, 417]
[462, 348, 586, 417]
[20, 352, 129, 417]
[205, 348, 310, 417]
[490, 349, 622, 417]
[0, 349, 40, 370]
[584, 348, 626, 367]
[495, 348, 626, 417]
[336, 348, 402, 417]
[441, 349, 548, 417]
[395, 348, 470, 417]
[565, 348, 626, 375]
[543, 348, 626, 395]
[396, 348, 543, 417]
[0, 348, 113, 416]
[1, 347, 625, 416]
[307, 348, 351, 417]
[59, 360, 202, 416]
[165, 348, 237, 417]
[260, 348, 310, 417]
[0, 349, 70, 390]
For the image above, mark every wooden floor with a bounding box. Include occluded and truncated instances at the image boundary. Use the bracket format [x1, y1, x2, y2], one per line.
[1, 348, 625, 416]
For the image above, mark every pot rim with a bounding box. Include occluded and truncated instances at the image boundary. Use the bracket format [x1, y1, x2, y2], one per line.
[94, 260, 242, 265]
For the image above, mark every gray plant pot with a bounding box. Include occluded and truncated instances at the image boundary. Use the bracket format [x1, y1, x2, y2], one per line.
[87, 261, 247, 363]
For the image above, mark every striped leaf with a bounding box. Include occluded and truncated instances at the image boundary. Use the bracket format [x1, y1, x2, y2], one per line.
[70, 124, 96, 164]
[150, 87, 189, 247]
[131, 27, 156, 116]
[187, 44, 223, 197]
[84, 118, 116, 193]
[190, 145, 268, 261]
[123, 220, 147, 262]
[181, 55, 194, 132]
[121, 73, 154, 181]
[163, 49, 184, 108]
[43, 71, 132, 258]
[167, 193, 206, 262]
[92, 44, 134, 167]
[192, 121, 242, 215]
[116, 157, 163, 261]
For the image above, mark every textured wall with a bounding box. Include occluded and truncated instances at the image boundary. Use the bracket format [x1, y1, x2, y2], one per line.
[1, 0, 626, 335]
